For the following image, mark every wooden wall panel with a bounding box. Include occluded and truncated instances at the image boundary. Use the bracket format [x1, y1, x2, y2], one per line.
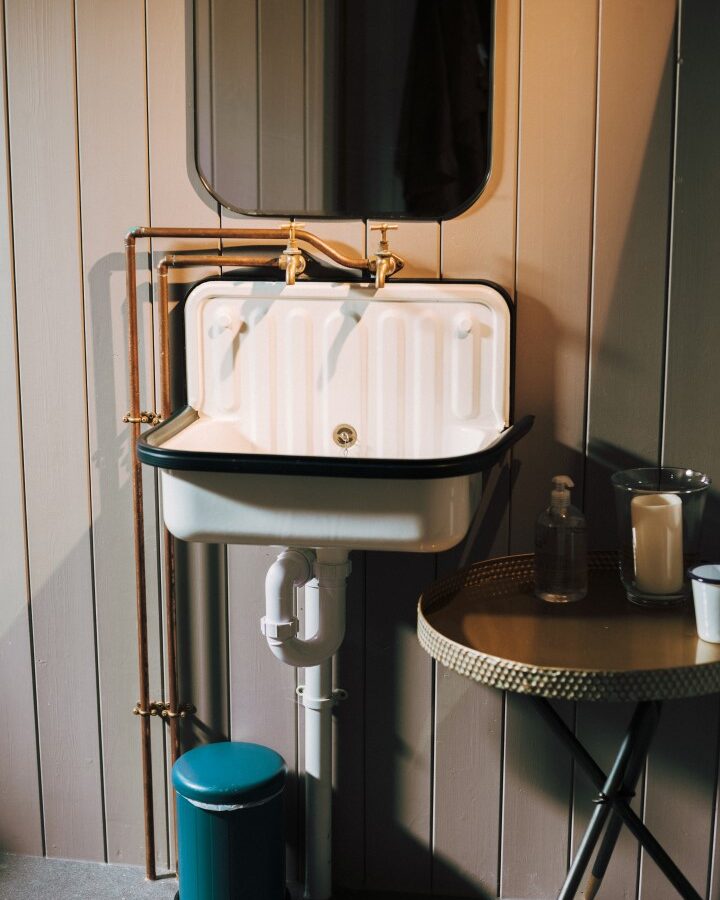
[661, 2, 720, 898]
[332, 552, 366, 889]
[432, 6, 521, 891]
[663, 0, 720, 535]
[227, 546, 301, 880]
[5, 0, 105, 861]
[145, 0, 225, 863]
[510, 0, 598, 554]
[640, 698, 717, 899]
[364, 552, 436, 893]
[573, 4, 677, 896]
[584, 0, 676, 544]
[502, 2, 599, 897]
[75, 0, 169, 867]
[442, 0, 520, 290]
[0, 0, 43, 857]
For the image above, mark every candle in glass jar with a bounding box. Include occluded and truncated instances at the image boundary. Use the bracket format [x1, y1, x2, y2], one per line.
[631, 493, 683, 594]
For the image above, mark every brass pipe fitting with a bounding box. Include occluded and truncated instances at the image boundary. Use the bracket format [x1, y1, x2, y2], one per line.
[279, 222, 308, 285]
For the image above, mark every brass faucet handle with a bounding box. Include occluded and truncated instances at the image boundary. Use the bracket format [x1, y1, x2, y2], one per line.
[287, 221, 307, 244]
[370, 222, 398, 250]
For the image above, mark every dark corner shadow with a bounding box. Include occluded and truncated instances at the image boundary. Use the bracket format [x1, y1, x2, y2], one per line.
[587, 438, 720, 558]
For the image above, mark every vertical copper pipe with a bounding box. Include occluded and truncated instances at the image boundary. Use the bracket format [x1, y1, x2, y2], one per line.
[125, 234, 157, 880]
[158, 262, 180, 869]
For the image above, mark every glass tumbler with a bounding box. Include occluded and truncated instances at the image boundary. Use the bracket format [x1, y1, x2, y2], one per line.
[611, 467, 710, 607]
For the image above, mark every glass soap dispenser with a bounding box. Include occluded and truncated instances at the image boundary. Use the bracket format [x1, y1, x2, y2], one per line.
[534, 475, 588, 603]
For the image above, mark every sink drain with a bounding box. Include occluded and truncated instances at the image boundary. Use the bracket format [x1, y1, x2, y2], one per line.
[333, 424, 357, 449]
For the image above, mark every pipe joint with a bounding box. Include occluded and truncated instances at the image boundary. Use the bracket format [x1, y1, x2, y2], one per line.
[313, 559, 352, 582]
[263, 547, 349, 670]
[261, 616, 299, 641]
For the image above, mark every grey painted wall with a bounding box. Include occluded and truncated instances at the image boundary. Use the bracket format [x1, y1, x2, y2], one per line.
[1, 1, 719, 898]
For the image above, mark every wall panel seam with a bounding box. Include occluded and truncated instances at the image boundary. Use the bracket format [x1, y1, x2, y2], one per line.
[659, 2, 682, 467]
[0, 0, 45, 856]
[581, 0, 602, 513]
[706, 696, 720, 898]
[143, 0, 170, 868]
[506, 0, 523, 555]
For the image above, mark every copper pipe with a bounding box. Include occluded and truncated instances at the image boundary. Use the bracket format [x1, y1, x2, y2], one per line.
[127, 226, 368, 880]
[157, 264, 171, 422]
[161, 253, 281, 270]
[129, 224, 373, 272]
[162, 526, 178, 868]
[125, 233, 156, 880]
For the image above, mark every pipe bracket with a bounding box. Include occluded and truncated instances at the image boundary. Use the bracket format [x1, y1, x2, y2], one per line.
[296, 685, 348, 710]
[132, 700, 195, 719]
[123, 410, 162, 426]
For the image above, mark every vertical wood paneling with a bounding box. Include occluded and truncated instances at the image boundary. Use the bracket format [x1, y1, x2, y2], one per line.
[0, 0, 43, 856]
[75, 0, 168, 866]
[432, 5, 521, 891]
[663, 0, 720, 536]
[332, 552, 366, 889]
[510, 0, 599, 554]
[640, 698, 717, 899]
[364, 553, 436, 893]
[145, 0, 225, 859]
[5, 3, 720, 896]
[227, 546, 301, 881]
[5, 0, 105, 861]
[503, 3, 599, 897]
[584, 0, 676, 545]
[660, 3, 720, 898]
[433, 668, 503, 898]
[575, 4, 677, 896]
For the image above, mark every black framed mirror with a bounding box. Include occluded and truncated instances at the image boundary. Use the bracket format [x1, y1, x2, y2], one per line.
[194, 0, 493, 220]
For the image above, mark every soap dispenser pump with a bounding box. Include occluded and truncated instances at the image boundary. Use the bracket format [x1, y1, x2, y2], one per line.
[534, 475, 587, 603]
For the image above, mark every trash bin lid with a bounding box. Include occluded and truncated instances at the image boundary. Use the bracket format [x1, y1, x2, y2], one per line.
[172, 741, 287, 806]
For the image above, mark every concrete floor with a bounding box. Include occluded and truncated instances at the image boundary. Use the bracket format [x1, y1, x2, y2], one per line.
[0, 854, 178, 900]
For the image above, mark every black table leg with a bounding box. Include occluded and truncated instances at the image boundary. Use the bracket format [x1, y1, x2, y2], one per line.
[583, 702, 660, 899]
[530, 697, 701, 900]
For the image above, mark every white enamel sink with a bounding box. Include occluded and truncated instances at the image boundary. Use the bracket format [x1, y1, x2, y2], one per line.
[138, 280, 531, 552]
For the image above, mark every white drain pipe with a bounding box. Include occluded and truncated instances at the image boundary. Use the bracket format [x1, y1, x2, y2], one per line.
[262, 547, 351, 900]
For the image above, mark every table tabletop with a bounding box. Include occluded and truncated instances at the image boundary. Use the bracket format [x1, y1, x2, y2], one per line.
[417, 551, 720, 702]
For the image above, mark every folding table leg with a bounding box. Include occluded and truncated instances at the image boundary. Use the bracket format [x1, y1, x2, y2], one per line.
[583, 702, 661, 900]
[557, 702, 657, 900]
[529, 697, 701, 900]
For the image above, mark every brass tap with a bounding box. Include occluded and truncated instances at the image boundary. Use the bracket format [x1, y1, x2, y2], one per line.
[279, 221, 307, 285]
[368, 223, 403, 289]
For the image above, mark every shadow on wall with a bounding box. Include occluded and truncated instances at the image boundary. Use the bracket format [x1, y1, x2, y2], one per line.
[588, 439, 720, 558]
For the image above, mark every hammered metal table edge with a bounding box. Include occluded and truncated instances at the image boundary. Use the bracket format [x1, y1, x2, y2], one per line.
[417, 551, 720, 703]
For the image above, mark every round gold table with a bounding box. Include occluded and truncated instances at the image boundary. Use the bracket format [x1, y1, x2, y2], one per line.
[417, 551, 720, 900]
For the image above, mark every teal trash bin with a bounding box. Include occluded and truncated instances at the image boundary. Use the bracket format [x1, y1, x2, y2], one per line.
[172, 741, 287, 900]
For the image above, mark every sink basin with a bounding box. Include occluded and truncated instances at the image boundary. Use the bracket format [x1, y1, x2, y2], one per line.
[137, 280, 532, 551]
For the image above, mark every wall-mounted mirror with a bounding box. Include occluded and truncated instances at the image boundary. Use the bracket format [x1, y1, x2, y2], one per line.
[194, 0, 493, 220]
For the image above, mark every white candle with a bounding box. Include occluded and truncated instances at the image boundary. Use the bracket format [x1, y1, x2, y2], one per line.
[631, 493, 684, 594]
